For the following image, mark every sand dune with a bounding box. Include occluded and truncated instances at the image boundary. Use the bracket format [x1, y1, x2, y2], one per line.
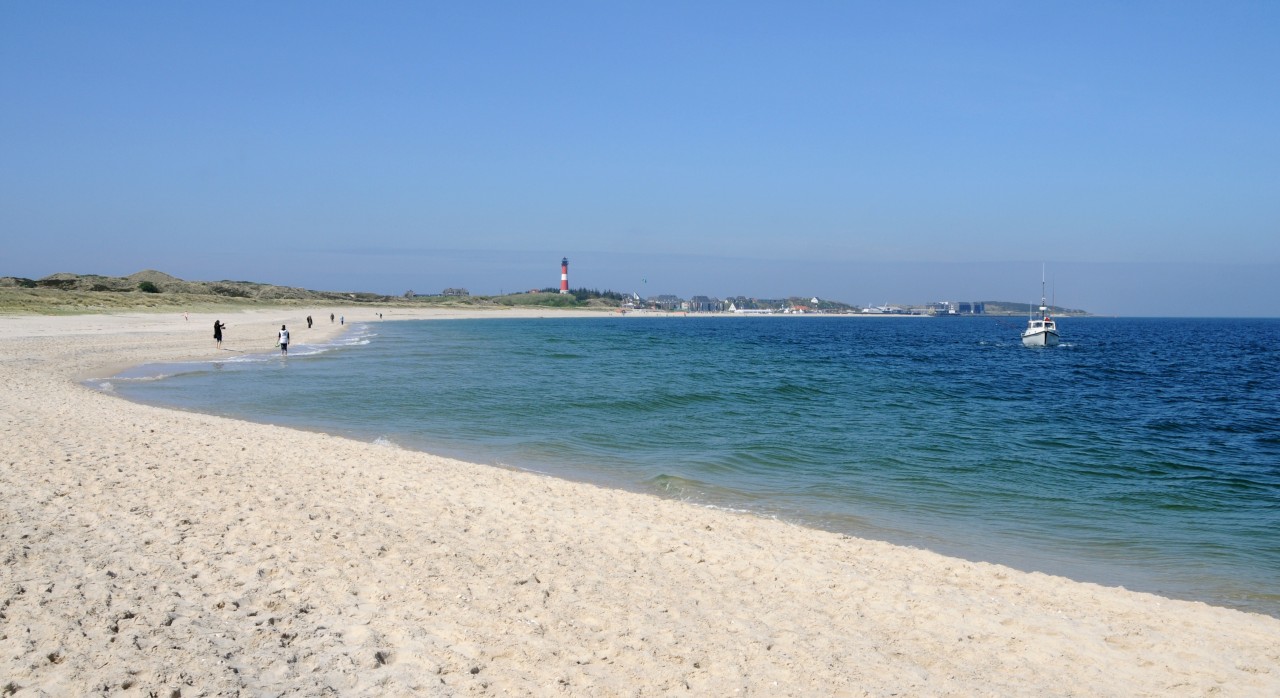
[2, 307, 1277, 695]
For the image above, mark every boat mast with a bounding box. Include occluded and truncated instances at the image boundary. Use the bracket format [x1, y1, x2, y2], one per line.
[1039, 263, 1048, 318]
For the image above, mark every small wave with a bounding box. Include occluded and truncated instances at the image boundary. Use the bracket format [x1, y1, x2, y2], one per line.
[372, 436, 401, 449]
[207, 325, 378, 363]
[643, 474, 772, 516]
[96, 381, 114, 392]
[772, 382, 827, 398]
[698, 502, 756, 516]
[216, 352, 280, 364]
[501, 461, 554, 477]
[282, 345, 327, 357]
[1145, 418, 1197, 434]
[645, 473, 711, 497]
[104, 373, 174, 382]
[334, 325, 377, 346]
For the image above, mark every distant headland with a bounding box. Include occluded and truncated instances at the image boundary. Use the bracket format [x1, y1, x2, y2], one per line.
[0, 270, 1089, 316]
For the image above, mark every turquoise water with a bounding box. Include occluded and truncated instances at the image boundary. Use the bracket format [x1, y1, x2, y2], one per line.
[105, 316, 1280, 616]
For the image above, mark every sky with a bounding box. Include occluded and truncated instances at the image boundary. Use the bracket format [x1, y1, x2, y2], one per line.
[2, 2, 1277, 316]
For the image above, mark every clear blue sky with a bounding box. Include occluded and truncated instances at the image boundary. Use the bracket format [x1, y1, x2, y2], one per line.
[3, 2, 1277, 315]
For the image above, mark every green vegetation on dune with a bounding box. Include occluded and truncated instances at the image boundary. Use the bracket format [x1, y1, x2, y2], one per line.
[0, 271, 623, 315]
[492, 292, 581, 308]
[492, 290, 623, 308]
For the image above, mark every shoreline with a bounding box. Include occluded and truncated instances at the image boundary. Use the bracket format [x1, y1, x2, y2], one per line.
[99, 313, 1280, 619]
[3, 306, 1279, 694]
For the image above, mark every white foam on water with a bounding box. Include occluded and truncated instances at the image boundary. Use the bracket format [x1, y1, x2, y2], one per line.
[107, 372, 175, 381]
[105, 322, 380, 382]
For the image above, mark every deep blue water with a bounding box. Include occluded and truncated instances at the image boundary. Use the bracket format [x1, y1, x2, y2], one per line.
[105, 316, 1280, 616]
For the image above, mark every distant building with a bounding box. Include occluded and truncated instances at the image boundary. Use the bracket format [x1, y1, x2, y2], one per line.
[688, 296, 724, 312]
[651, 294, 682, 311]
[443, 288, 470, 297]
[928, 301, 984, 315]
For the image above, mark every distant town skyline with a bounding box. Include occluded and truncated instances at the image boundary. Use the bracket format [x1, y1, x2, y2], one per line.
[3, 4, 1277, 316]
[9, 255, 1270, 318]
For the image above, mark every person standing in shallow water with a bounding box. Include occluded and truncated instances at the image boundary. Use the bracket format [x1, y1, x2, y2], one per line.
[278, 325, 290, 356]
[213, 320, 226, 349]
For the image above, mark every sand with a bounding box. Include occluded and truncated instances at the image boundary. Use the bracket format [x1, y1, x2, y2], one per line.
[1, 307, 1277, 696]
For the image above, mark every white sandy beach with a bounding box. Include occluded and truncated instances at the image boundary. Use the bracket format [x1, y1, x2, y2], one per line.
[2, 307, 1278, 696]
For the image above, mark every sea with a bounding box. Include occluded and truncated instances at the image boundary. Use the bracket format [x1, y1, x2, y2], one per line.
[101, 315, 1280, 617]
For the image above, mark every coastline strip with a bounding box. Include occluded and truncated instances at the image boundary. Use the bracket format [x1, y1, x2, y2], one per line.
[2, 307, 1277, 695]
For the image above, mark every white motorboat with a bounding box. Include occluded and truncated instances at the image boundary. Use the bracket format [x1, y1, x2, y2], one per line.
[1021, 267, 1060, 347]
[1022, 314, 1059, 347]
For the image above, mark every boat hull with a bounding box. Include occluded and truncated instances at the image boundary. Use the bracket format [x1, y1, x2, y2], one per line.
[1021, 329, 1060, 347]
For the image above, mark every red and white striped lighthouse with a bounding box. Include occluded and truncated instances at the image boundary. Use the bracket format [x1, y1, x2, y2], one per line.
[559, 257, 569, 294]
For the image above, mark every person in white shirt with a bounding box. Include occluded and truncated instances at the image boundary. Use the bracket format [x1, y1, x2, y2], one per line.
[278, 325, 290, 355]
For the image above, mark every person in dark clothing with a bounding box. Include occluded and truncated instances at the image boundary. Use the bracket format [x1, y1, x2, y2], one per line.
[213, 320, 226, 349]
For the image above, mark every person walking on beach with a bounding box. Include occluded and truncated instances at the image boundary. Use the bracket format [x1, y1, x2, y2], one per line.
[306, 315, 313, 329]
[330, 313, 335, 323]
[213, 320, 226, 349]
[278, 325, 290, 356]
